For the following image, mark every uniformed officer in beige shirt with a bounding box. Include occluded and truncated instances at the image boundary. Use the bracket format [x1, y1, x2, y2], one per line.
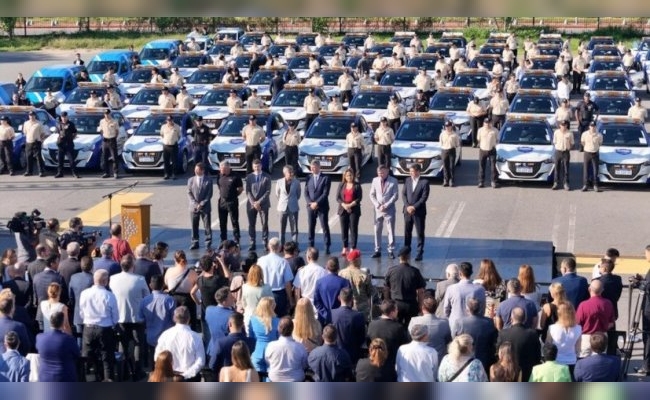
[502, 47, 515, 71]
[315, 33, 325, 49]
[439, 120, 461, 186]
[242, 114, 264, 174]
[102, 67, 117, 86]
[104, 85, 123, 109]
[284, 45, 296, 60]
[176, 86, 194, 110]
[328, 95, 343, 111]
[43, 89, 59, 118]
[330, 54, 343, 68]
[623, 49, 635, 72]
[506, 33, 518, 58]
[186, 37, 201, 52]
[477, 118, 499, 188]
[337, 70, 354, 104]
[98, 109, 120, 178]
[265, 55, 282, 68]
[23, 111, 47, 176]
[392, 42, 405, 61]
[226, 90, 243, 113]
[414, 68, 432, 95]
[628, 97, 648, 121]
[346, 122, 365, 179]
[85, 91, 104, 107]
[169, 68, 185, 87]
[555, 56, 570, 78]
[435, 57, 450, 79]
[389, 54, 403, 68]
[426, 33, 436, 48]
[308, 70, 324, 87]
[150, 68, 164, 84]
[467, 96, 487, 147]
[303, 88, 321, 129]
[247, 88, 265, 109]
[560, 47, 573, 63]
[386, 96, 402, 133]
[358, 71, 375, 87]
[552, 120, 574, 191]
[489, 91, 509, 129]
[580, 121, 603, 191]
[374, 117, 394, 169]
[160, 115, 181, 179]
[466, 43, 479, 62]
[572, 52, 587, 94]
[555, 99, 572, 128]
[453, 56, 468, 76]
[0, 116, 16, 175]
[504, 74, 519, 103]
[372, 56, 388, 82]
[283, 120, 301, 172]
[158, 87, 176, 108]
[309, 55, 321, 74]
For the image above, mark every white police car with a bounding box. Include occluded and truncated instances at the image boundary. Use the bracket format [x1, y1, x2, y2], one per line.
[439, 32, 467, 57]
[591, 91, 634, 117]
[407, 54, 441, 76]
[596, 117, 650, 184]
[184, 66, 229, 100]
[587, 71, 635, 98]
[496, 114, 555, 182]
[319, 67, 354, 99]
[518, 70, 558, 98]
[171, 52, 211, 78]
[347, 86, 402, 130]
[428, 87, 474, 144]
[391, 113, 462, 178]
[42, 107, 129, 169]
[56, 82, 118, 115]
[207, 40, 238, 64]
[452, 68, 491, 100]
[121, 84, 179, 127]
[193, 84, 251, 130]
[270, 84, 328, 131]
[378, 67, 418, 108]
[508, 89, 558, 126]
[286, 53, 315, 81]
[207, 109, 287, 173]
[117, 66, 171, 100]
[298, 111, 374, 175]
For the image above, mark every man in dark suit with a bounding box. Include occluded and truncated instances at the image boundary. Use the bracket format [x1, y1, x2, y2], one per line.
[452, 297, 498, 372]
[35, 311, 81, 382]
[58, 242, 81, 287]
[366, 300, 409, 382]
[402, 164, 429, 261]
[269, 70, 285, 101]
[304, 160, 332, 255]
[496, 307, 541, 382]
[32, 254, 68, 310]
[133, 244, 161, 285]
[551, 258, 589, 309]
[68, 257, 93, 343]
[0, 295, 31, 356]
[188, 162, 213, 250]
[574, 332, 620, 382]
[209, 312, 255, 380]
[595, 258, 623, 355]
[331, 287, 366, 365]
[27, 244, 49, 282]
[245, 159, 271, 252]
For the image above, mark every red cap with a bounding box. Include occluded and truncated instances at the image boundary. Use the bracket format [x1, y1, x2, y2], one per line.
[347, 249, 361, 262]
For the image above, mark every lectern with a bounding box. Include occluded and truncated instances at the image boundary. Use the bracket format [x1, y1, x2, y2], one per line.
[121, 204, 151, 250]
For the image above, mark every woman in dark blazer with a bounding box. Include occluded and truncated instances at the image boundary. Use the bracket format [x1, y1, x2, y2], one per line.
[336, 168, 362, 257]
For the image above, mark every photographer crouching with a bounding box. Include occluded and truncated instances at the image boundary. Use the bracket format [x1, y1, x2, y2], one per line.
[7, 209, 46, 263]
[58, 217, 101, 260]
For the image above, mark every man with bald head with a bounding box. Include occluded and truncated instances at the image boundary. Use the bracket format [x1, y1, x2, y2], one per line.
[133, 244, 160, 285]
[576, 279, 615, 358]
[496, 307, 541, 381]
[102, 223, 133, 263]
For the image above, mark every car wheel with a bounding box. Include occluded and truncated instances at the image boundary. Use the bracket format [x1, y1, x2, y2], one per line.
[177, 151, 189, 174]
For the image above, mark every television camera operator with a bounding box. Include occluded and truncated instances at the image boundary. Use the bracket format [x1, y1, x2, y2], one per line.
[7, 209, 46, 263]
[58, 217, 101, 260]
[629, 247, 650, 376]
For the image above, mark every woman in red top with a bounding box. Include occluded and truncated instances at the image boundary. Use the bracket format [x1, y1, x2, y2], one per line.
[336, 168, 363, 257]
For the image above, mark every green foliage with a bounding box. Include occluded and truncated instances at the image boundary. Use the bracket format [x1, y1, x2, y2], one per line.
[153, 18, 175, 33]
[0, 17, 18, 39]
[311, 18, 330, 33]
[575, 26, 643, 42]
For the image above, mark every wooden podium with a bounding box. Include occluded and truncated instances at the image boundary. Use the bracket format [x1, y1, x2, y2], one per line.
[121, 204, 151, 250]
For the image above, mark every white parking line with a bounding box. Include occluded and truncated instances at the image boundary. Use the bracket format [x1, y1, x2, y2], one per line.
[443, 201, 465, 238]
[567, 203, 577, 253]
[551, 204, 562, 248]
[210, 197, 249, 229]
[435, 202, 458, 237]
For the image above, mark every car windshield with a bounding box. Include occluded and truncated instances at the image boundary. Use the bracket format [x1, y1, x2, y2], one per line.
[68, 115, 105, 134]
[208, 44, 234, 55]
[140, 48, 169, 60]
[271, 90, 308, 107]
[538, 48, 561, 57]
[87, 61, 119, 74]
[219, 117, 265, 137]
[234, 56, 252, 69]
[588, 39, 614, 50]
[0, 113, 28, 131]
[637, 41, 650, 51]
[407, 58, 438, 70]
[297, 36, 316, 46]
[520, 76, 557, 90]
[343, 36, 365, 47]
[396, 120, 443, 141]
[173, 56, 205, 68]
[306, 118, 354, 139]
[453, 74, 489, 89]
[249, 71, 276, 85]
[601, 125, 648, 147]
[440, 37, 466, 48]
[590, 61, 623, 72]
[240, 35, 263, 45]
[287, 57, 309, 69]
[345, 57, 361, 69]
[125, 69, 153, 83]
[594, 98, 633, 115]
[269, 45, 291, 57]
[135, 116, 183, 135]
[370, 46, 393, 57]
[130, 89, 160, 105]
[471, 58, 497, 70]
[25, 77, 63, 92]
[321, 72, 343, 86]
[187, 70, 224, 84]
[592, 49, 620, 57]
[530, 60, 556, 70]
[65, 88, 108, 103]
[425, 46, 450, 57]
[592, 77, 630, 91]
[380, 72, 416, 87]
[319, 46, 339, 57]
[481, 46, 503, 55]
[510, 96, 556, 114]
[349, 92, 393, 109]
[430, 93, 471, 111]
[500, 122, 551, 144]
[198, 90, 230, 106]
[538, 39, 563, 46]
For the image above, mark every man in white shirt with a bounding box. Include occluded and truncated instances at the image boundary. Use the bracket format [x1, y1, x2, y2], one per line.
[293, 247, 326, 305]
[155, 306, 205, 381]
[264, 317, 308, 382]
[257, 238, 294, 317]
[396, 324, 439, 382]
[557, 75, 571, 102]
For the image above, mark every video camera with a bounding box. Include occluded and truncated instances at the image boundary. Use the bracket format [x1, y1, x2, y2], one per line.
[7, 209, 46, 236]
[81, 230, 103, 245]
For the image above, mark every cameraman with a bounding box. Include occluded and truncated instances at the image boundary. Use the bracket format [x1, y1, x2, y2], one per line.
[214, 240, 241, 273]
[39, 218, 60, 256]
[59, 217, 97, 260]
[631, 244, 650, 376]
[10, 212, 38, 264]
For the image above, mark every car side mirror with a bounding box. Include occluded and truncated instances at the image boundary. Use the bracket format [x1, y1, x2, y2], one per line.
[49, 126, 58, 134]
[186, 128, 193, 135]
[127, 128, 134, 136]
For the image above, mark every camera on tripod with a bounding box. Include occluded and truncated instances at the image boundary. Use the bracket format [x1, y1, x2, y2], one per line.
[7, 209, 46, 235]
[81, 230, 102, 245]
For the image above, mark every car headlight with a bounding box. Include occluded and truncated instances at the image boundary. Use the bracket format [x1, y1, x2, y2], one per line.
[299, 151, 307, 157]
[496, 156, 506, 163]
[543, 158, 554, 164]
[340, 153, 348, 159]
[431, 155, 441, 160]
[643, 160, 650, 166]
[123, 148, 132, 154]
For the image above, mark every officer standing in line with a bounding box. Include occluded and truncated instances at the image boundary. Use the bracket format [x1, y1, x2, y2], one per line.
[580, 121, 603, 192]
[346, 122, 365, 181]
[413, 90, 429, 112]
[466, 96, 487, 148]
[414, 68, 432, 99]
[176, 86, 194, 111]
[85, 90, 103, 107]
[55, 112, 79, 179]
[571, 51, 587, 94]
[0, 116, 15, 176]
[372, 55, 388, 83]
[337, 69, 354, 105]
[242, 114, 264, 175]
[23, 111, 47, 177]
[308, 70, 324, 87]
[623, 49, 635, 73]
[160, 115, 181, 180]
[575, 92, 599, 148]
[247, 88, 265, 109]
[358, 71, 375, 86]
[270, 71, 285, 101]
[477, 118, 499, 188]
[226, 89, 243, 113]
[555, 98, 572, 129]
[43, 88, 59, 118]
[449, 44, 461, 79]
[552, 120, 574, 191]
[99, 109, 119, 179]
[439, 120, 460, 187]
[283, 120, 301, 173]
[191, 116, 211, 167]
[374, 117, 395, 169]
[217, 161, 243, 244]
[104, 85, 123, 109]
[303, 88, 322, 130]
[386, 95, 402, 133]
[628, 97, 648, 121]
[102, 67, 118, 86]
[504, 74, 519, 103]
[489, 90, 509, 130]
[328, 94, 343, 111]
[158, 87, 176, 108]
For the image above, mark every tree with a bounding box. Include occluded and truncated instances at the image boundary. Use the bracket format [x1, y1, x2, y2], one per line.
[0, 17, 18, 39]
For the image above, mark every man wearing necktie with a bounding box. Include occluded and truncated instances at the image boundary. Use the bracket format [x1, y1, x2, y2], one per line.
[369, 165, 398, 259]
[304, 160, 332, 255]
[188, 163, 213, 250]
[402, 164, 429, 261]
[245, 159, 271, 251]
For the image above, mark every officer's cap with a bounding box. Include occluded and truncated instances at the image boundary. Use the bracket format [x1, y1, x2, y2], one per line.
[90, 90, 96, 94]
[589, 120, 596, 126]
[583, 92, 590, 98]
[60, 111, 68, 117]
[561, 98, 569, 103]
[103, 109, 111, 115]
[229, 89, 237, 94]
[28, 111, 36, 116]
[483, 117, 491, 123]
[350, 122, 357, 127]
[196, 116, 203, 121]
[288, 120, 296, 127]
[636, 97, 641, 102]
[562, 120, 570, 127]
[380, 116, 388, 122]
[249, 115, 256, 121]
[417, 89, 424, 94]
[251, 88, 258, 92]
[0, 116, 9, 122]
[166, 115, 173, 121]
[444, 120, 453, 127]
[162, 87, 169, 91]
[398, 246, 411, 258]
[308, 88, 314, 93]
[181, 85, 187, 90]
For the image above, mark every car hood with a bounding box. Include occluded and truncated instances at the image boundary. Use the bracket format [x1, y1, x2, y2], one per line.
[347, 107, 387, 123]
[599, 146, 650, 163]
[193, 106, 230, 120]
[299, 138, 348, 156]
[247, 84, 272, 97]
[394, 86, 417, 99]
[124, 136, 163, 151]
[122, 105, 155, 118]
[496, 144, 554, 161]
[429, 111, 470, 125]
[391, 140, 443, 157]
[44, 133, 100, 149]
[271, 106, 306, 121]
[26, 90, 65, 104]
[209, 136, 253, 153]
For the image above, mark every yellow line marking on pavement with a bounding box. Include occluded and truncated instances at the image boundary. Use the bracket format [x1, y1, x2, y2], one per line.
[577, 257, 648, 275]
[60, 192, 153, 229]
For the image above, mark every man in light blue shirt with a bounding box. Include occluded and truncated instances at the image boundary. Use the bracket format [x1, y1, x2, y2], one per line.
[109, 254, 150, 380]
[257, 238, 294, 317]
[264, 317, 307, 382]
[139, 274, 175, 370]
[443, 262, 486, 330]
[0, 331, 30, 382]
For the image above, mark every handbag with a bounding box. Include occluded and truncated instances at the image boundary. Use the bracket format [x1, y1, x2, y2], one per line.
[445, 357, 475, 382]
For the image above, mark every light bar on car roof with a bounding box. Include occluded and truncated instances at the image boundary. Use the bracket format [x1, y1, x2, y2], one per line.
[180, 51, 204, 56]
[144, 83, 171, 89]
[321, 67, 348, 72]
[442, 32, 465, 37]
[345, 33, 368, 36]
[0, 106, 36, 112]
[318, 111, 356, 117]
[592, 90, 633, 97]
[517, 89, 553, 95]
[260, 65, 288, 70]
[540, 34, 563, 39]
[414, 53, 442, 58]
[594, 71, 627, 76]
[506, 113, 549, 121]
[475, 54, 502, 59]
[530, 55, 557, 60]
[212, 83, 246, 89]
[77, 82, 111, 88]
[295, 52, 318, 57]
[598, 116, 642, 124]
[70, 106, 111, 113]
[591, 36, 614, 40]
[214, 40, 237, 44]
[594, 44, 619, 49]
[537, 44, 562, 48]
[233, 109, 271, 116]
[457, 68, 488, 74]
[427, 42, 450, 47]
[523, 69, 555, 75]
[150, 108, 185, 115]
[385, 67, 418, 72]
[406, 112, 445, 119]
[283, 84, 318, 90]
[135, 65, 158, 70]
[394, 31, 416, 36]
[274, 40, 296, 45]
[437, 87, 474, 94]
[198, 65, 227, 70]
[489, 33, 510, 38]
[593, 56, 622, 61]
[359, 85, 394, 92]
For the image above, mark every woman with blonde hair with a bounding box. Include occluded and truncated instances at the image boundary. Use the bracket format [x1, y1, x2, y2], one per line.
[292, 298, 322, 353]
[39, 283, 71, 334]
[438, 334, 488, 382]
[148, 351, 183, 382]
[248, 296, 280, 374]
[473, 259, 506, 318]
[540, 282, 569, 342]
[547, 302, 581, 376]
[241, 264, 272, 330]
[355, 338, 391, 382]
[489, 342, 521, 382]
[219, 341, 260, 382]
[518, 264, 542, 310]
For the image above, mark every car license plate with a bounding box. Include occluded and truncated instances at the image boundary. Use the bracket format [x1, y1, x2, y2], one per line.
[516, 167, 533, 174]
[615, 168, 632, 176]
[320, 160, 332, 167]
[139, 156, 154, 162]
[225, 157, 239, 164]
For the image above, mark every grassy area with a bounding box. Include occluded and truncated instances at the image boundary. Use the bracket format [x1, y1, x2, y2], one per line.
[0, 31, 183, 51]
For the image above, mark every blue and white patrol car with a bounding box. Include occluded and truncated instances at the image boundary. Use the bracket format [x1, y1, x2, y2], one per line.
[121, 84, 179, 127]
[591, 91, 635, 117]
[428, 87, 474, 144]
[215, 27, 245, 41]
[193, 84, 251, 129]
[407, 54, 440, 76]
[391, 113, 462, 178]
[319, 67, 355, 99]
[439, 32, 467, 56]
[347, 86, 402, 130]
[586, 36, 615, 58]
[378, 67, 418, 108]
[479, 43, 506, 56]
[508, 89, 559, 126]
[390, 32, 417, 47]
[452, 68, 491, 100]
[587, 71, 634, 97]
[171, 52, 211, 78]
[86, 50, 137, 83]
[247, 66, 298, 101]
[56, 82, 126, 114]
[24, 65, 84, 105]
[239, 32, 272, 51]
[487, 32, 509, 44]
[538, 34, 564, 48]
[425, 42, 451, 61]
[529, 55, 558, 71]
[270, 84, 328, 131]
[596, 117, 650, 184]
[591, 45, 621, 58]
[342, 33, 367, 52]
[632, 37, 650, 70]
[118, 66, 172, 100]
[536, 44, 562, 58]
[519, 70, 558, 96]
[207, 40, 238, 64]
[296, 33, 319, 52]
[183, 36, 213, 52]
[184, 66, 228, 99]
[496, 114, 555, 182]
[0, 106, 57, 170]
[318, 43, 347, 63]
[41, 107, 130, 170]
[268, 41, 300, 65]
[286, 52, 318, 81]
[232, 52, 259, 79]
[139, 40, 179, 66]
[297, 111, 374, 175]
[122, 109, 196, 174]
[207, 109, 287, 173]
[585, 56, 625, 87]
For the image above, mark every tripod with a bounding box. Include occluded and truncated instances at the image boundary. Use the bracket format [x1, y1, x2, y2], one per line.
[621, 286, 647, 380]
